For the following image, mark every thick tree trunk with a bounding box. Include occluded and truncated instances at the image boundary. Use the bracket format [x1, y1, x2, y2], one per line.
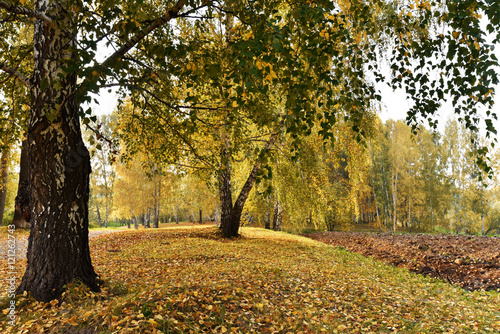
[0, 147, 10, 226]
[17, 3, 99, 302]
[219, 135, 276, 237]
[13, 139, 30, 229]
[219, 150, 234, 236]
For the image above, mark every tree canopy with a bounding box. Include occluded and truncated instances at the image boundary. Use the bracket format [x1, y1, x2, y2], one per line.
[0, 0, 499, 301]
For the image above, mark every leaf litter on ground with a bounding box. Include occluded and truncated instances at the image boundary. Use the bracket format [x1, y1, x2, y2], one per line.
[0, 226, 499, 333]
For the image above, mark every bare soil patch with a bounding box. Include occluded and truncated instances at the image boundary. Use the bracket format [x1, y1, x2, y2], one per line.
[306, 232, 500, 292]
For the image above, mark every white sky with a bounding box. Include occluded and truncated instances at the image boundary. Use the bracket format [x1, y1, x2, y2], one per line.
[91, 73, 500, 139]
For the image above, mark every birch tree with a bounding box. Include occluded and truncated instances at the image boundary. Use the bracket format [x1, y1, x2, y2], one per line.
[0, 0, 194, 302]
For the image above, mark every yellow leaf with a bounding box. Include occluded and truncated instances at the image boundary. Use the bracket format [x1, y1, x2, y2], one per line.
[221, 326, 228, 333]
[256, 59, 263, 70]
[232, 101, 238, 108]
[452, 31, 460, 39]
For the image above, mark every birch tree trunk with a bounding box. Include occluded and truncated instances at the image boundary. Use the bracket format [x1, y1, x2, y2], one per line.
[16, 1, 99, 302]
[392, 173, 398, 232]
[219, 135, 276, 237]
[272, 200, 283, 231]
[218, 142, 234, 236]
[264, 209, 271, 230]
[96, 205, 102, 227]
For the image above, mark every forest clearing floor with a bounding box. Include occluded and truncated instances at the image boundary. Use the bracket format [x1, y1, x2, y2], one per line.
[1, 226, 500, 333]
[306, 232, 500, 292]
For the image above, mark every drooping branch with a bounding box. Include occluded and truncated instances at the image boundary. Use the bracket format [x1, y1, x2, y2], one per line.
[0, 1, 53, 23]
[141, 96, 215, 169]
[0, 61, 30, 88]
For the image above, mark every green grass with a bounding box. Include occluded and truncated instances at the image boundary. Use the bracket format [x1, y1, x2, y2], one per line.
[1, 226, 499, 333]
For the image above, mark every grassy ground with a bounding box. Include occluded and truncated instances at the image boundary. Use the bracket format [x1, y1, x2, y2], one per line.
[89, 221, 216, 230]
[1, 226, 499, 333]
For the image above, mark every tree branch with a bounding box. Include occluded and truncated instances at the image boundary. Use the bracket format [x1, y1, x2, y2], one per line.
[0, 61, 30, 88]
[141, 95, 215, 169]
[0, 1, 53, 23]
[99, 0, 188, 70]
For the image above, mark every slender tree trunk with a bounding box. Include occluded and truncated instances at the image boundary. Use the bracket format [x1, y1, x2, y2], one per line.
[372, 188, 381, 231]
[0, 147, 10, 226]
[153, 202, 159, 228]
[214, 205, 220, 227]
[17, 2, 99, 301]
[392, 173, 398, 232]
[152, 193, 158, 228]
[428, 178, 434, 223]
[96, 205, 102, 227]
[408, 196, 411, 230]
[272, 200, 283, 231]
[154, 177, 160, 228]
[481, 199, 485, 236]
[13, 139, 30, 229]
[104, 206, 108, 228]
[264, 209, 271, 229]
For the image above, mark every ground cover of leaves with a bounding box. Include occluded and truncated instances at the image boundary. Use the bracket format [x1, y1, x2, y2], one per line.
[306, 232, 500, 292]
[0, 226, 499, 333]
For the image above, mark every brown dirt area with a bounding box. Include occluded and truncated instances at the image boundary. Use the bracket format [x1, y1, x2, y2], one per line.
[305, 232, 500, 292]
